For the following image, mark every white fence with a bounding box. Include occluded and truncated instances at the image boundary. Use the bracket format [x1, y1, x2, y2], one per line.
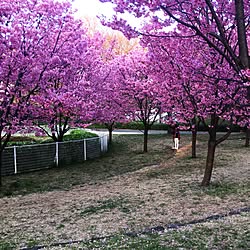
[2, 135, 109, 176]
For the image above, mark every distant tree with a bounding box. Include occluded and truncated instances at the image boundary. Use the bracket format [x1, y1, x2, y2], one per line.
[114, 49, 167, 152]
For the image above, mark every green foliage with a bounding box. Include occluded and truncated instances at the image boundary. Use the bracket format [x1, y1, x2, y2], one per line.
[90, 121, 169, 131]
[63, 129, 98, 141]
[6, 130, 98, 146]
[41, 129, 98, 143]
[0, 241, 16, 250]
[6, 136, 38, 146]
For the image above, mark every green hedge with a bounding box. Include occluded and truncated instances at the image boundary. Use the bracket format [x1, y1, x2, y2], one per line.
[63, 129, 98, 141]
[198, 123, 241, 132]
[89, 121, 242, 132]
[7, 130, 98, 146]
[90, 121, 169, 130]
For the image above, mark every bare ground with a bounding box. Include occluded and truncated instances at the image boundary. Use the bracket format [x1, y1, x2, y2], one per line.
[0, 134, 249, 248]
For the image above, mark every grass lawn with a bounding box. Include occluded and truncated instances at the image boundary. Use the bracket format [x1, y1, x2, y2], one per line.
[0, 133, 249, 249]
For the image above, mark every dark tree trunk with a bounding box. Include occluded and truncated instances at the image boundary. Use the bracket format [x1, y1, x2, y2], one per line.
[245, 128, 250, 147]
[105, 122, 115, 145]
[57, 134, 63, 142]
[235, 0, 249, 68]
[143, 128, 149, 153]
[201, 129, 216, 186]
[0, 151, 2, 187]
[0, 132, 11, 187]
[235, 0, 250, 99]
[108, 127, 113, 144]
[201, 114, 232, 186]
[201, 114, 218, 186]
[191, 125, 197, 158]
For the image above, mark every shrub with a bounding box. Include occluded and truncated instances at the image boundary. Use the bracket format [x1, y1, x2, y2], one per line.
[198, 122, 241, 132]
[63, 129, 98, 141]
[90, 121, 169, 131]
[7, 130, 98, 146]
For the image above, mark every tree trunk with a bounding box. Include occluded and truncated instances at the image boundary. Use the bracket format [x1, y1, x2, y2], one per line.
[143, 128, 149, 153]
[0, 132, 11, 187]
[0, 151, 2, 187]
[105, 122, 115, 145]
[235, 0, 250, 99]
[57, 133, 63, 142]
[108, 127, 113, 145]
[245, 128, 250, 147]
[191, 126, 197, 158]
[201, 128, 216, 186]
[235, 0, 249, 68]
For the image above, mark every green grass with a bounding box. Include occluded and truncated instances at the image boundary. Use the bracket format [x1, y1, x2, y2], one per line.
[202, 182, 250, 198]
[77, 216, 250, 249]
[80, 197, 131, 216]
[0, 134, 174, 197]
[0, 241, 16, 250]
[0, 133, 249, 249]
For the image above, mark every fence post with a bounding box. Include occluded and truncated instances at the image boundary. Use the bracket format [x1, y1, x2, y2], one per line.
[84, 139, 87, 160]
[104, 135, 108, 152]
[55, 142, 59, 167]
[100, 136, 103, 152]
[14, 146, 17, 174]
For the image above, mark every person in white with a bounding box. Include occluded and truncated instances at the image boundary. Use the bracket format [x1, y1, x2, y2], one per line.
[172, 125, 180, 150]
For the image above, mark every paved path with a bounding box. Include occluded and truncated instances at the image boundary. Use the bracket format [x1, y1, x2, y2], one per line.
[86, 129, 169, 136]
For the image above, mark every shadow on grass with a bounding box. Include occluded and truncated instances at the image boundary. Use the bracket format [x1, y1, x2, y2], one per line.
[0, 134, 174, 197]
[1, 133, 247, 198]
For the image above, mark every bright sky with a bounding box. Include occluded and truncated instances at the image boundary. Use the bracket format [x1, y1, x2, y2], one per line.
[72, 0, 115, 19]
[72, 0, 142, 29]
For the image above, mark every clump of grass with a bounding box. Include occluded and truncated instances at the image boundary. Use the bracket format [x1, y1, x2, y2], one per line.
[202, 182, 250, 198]
[0, 241, 16, 250]
[80, 197, 131, 216]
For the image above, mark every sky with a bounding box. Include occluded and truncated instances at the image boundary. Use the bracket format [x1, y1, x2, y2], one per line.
[72, 0, 172, 32]
[72, 0, 115, 19]
[72, 0, 142, 29]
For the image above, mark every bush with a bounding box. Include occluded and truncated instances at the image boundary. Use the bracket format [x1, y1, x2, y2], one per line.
[198, 122, 241, 132]
[7, 136, 38, 146]
[90, 121, 169, 131]
[7, 130, 98, 146]
[63, 129, 98, 141]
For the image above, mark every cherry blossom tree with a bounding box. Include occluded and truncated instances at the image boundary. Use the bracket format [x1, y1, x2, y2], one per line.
[85, 31, 139, 144]
[0, 0, 84, 185]
[144, 34, 248, 185]
[100, 0, 250, 97]
[113, 49, 167, 152]
[99, 0, 249, 185]
[87, 55, 128, 144]
[30, 31, 104, 142]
